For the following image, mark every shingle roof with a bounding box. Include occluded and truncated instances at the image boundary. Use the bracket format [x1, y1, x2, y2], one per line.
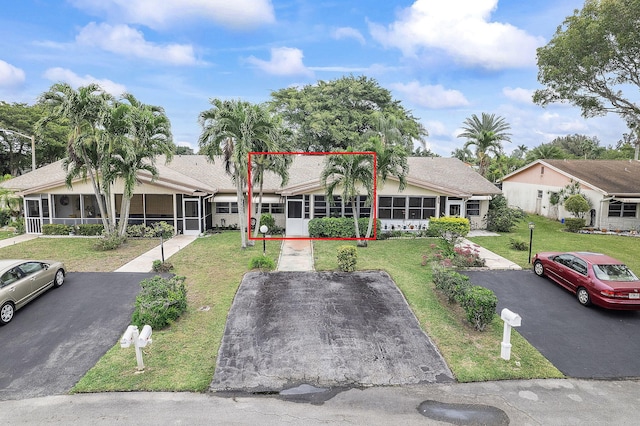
[542, 159, 640, 195]
[1, 154, 500, 197]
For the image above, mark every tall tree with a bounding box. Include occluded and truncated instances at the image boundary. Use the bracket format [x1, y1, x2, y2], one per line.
[457, 113, 511, 177]
[550, 134, 603, 159]
[105, 94, 175, 237]
[199, 99, 272, 249]
[270, 75, 427, 152]
[534, 0, 640, 133]
[37, 83, 117, 234]
[321, 149, 374, 246]
[361, 112, 410, 241]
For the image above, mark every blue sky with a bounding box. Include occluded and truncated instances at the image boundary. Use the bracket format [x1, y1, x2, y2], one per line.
[0, 0, 628, 156]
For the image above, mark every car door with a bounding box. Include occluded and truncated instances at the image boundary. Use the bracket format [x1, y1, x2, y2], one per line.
[16, 262, 49, 299]
[547, 254, 575, 287]
[0, 267, 32, 308]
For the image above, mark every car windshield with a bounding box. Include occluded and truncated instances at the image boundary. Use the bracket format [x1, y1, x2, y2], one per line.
[592, 264, 639, 282]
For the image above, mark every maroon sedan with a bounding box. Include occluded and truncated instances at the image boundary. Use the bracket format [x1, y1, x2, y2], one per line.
[532, 251, 640, 310]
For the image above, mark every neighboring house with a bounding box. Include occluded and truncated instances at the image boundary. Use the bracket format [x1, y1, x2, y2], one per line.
[0, 155, 501, 235]
[501, 159, 640, 231]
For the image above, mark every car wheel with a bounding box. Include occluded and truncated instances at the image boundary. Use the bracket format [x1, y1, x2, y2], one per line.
[577, 287, 592, 306]
[53, 269, 65, 288]
[0, 302, 15, 325]
[533, 261, 545, 277]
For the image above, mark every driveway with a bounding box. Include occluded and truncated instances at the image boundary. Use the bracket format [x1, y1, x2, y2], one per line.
[0, 272, 154, 401]
[211, 271, 454, 392]
[463, 270, 640, 379]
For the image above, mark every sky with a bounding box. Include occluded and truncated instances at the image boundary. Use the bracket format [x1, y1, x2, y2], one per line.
[0, 0, 630, 156]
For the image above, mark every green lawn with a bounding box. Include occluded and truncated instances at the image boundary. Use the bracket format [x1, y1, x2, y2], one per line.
[468, 214, 640, 274]
[0, 237, 160, 272]
[313, 238, 563, 382]
[0, 230, 16, 240]
[73, 232, 282, 392]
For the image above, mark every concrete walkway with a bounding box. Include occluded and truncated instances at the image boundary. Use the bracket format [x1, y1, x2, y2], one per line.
[277, 239, 314, 271]
[0, 233, 38, 249]
[115, 234, 198, 272]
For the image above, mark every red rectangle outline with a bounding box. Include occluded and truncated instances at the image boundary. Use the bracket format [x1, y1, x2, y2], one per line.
[247, 151, 377, 241]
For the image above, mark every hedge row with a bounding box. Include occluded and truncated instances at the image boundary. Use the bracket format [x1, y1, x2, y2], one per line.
[42, 223, 104, 236]
[427, 217, 470, 238]
[308, 217, 381, 238]
[432, 268, 497, 331]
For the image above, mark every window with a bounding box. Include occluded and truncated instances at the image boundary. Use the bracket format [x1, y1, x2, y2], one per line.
[330, 195, 343, 217]
[466, 200, 480, 216]
[313, 195, 327, 217]
[408, 197, 436, 219]
[304, 195, 311, 219]
[608, 201, 637, 218]
[571, 259, 588, 276]
[378, 196, 411, 220]
[357, 195, 371, 218]
[215, 202, 238, 214]
[537, 190, 543, 199]
[541, 166, 545, 175]
[260, 203, 285, 214]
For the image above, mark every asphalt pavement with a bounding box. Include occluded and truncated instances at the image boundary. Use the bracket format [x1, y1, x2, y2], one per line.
[464, 269, 640, 379]
[0, 272, 155, 401]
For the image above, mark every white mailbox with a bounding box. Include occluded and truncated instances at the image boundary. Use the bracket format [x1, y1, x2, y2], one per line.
[120, 324, 153, 370]
[120, 325, 138, 348]
[500, 308, 522, 361]
[138, 325, 153, 348]
[501, 308, 522, 327]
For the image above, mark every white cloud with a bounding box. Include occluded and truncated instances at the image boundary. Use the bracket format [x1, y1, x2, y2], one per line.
[69, 0, 275, 30]
[369, 0, 545, 69]
[424, 120, 447, 136]
[0, 60, 26, 88]
[76, 22, 198, 65]
[332, 27, 366, 45]
[43, 67, 126, 96]
[503, 87, 534, 104]
[246, 47, 313, 77]
[391, 81, 469, 109]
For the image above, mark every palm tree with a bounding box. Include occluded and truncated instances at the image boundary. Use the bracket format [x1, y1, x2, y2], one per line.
[37, 83, 116, 233]
[105, 94, 174, 237]
[451, 147, 474, 163]
[321, 149, 374, 246]
[361, 113, 410, 241]
[525, 143, 567, 163]
[251, 151, 290, 237]
[199, 99, 272, 248]
[457, 113, 511, 177]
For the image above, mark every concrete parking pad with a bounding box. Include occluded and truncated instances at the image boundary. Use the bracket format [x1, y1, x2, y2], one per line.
[210, 270, 454, 392]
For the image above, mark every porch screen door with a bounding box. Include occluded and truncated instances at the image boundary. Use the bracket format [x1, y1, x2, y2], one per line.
[286, 198, 305, 236]
[183, 198, 201, 235]
[25, 197, 43, 234]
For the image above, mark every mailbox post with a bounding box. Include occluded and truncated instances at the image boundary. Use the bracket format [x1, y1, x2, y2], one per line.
[500, 308, 521, 361]
[120, 324, 153, 370]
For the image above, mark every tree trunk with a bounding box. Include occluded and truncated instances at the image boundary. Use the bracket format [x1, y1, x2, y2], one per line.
[235, 175, 247, 249]
[252, 179, 265, 238]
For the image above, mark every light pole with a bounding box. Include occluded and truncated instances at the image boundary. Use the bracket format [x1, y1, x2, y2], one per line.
[528, 222, 535, 264]
[0, 128, 36, 171]
[260, 224, 268, 256]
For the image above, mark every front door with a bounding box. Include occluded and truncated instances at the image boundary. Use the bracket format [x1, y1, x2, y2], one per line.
[25, 197, 43, 234]
[286, 197, 305, 236]
[183, 198, 201, 235]
[446, 199, 464, 218]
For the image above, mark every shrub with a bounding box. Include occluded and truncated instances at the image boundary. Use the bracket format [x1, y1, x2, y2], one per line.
[248, 256, 276, 270]
[308, 217, 380, 238]
[8, 218, 24, 234]
[564, 217, 586, 233]
[509, 238, 528, 251]
[126, 224, 149, 238]
[93, 233, 127, 250]
[428, 217, 471, 238]
[485, 195, 526, 232]
[0, 209, 10, 227]
[432, 268, 471, 304]
[150, 221, 174, 238]
[459, 286, 498, 331]
[152, 260, 174, 273]
[564, 194, 590, 218]
[42, 224, 73, 235]
[131, 275, 187, 329]
[76, 224, 104, 236]
[259, 213, 276, 231]
[337, 245, 357, 272]
[452, 246, 485, 268]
